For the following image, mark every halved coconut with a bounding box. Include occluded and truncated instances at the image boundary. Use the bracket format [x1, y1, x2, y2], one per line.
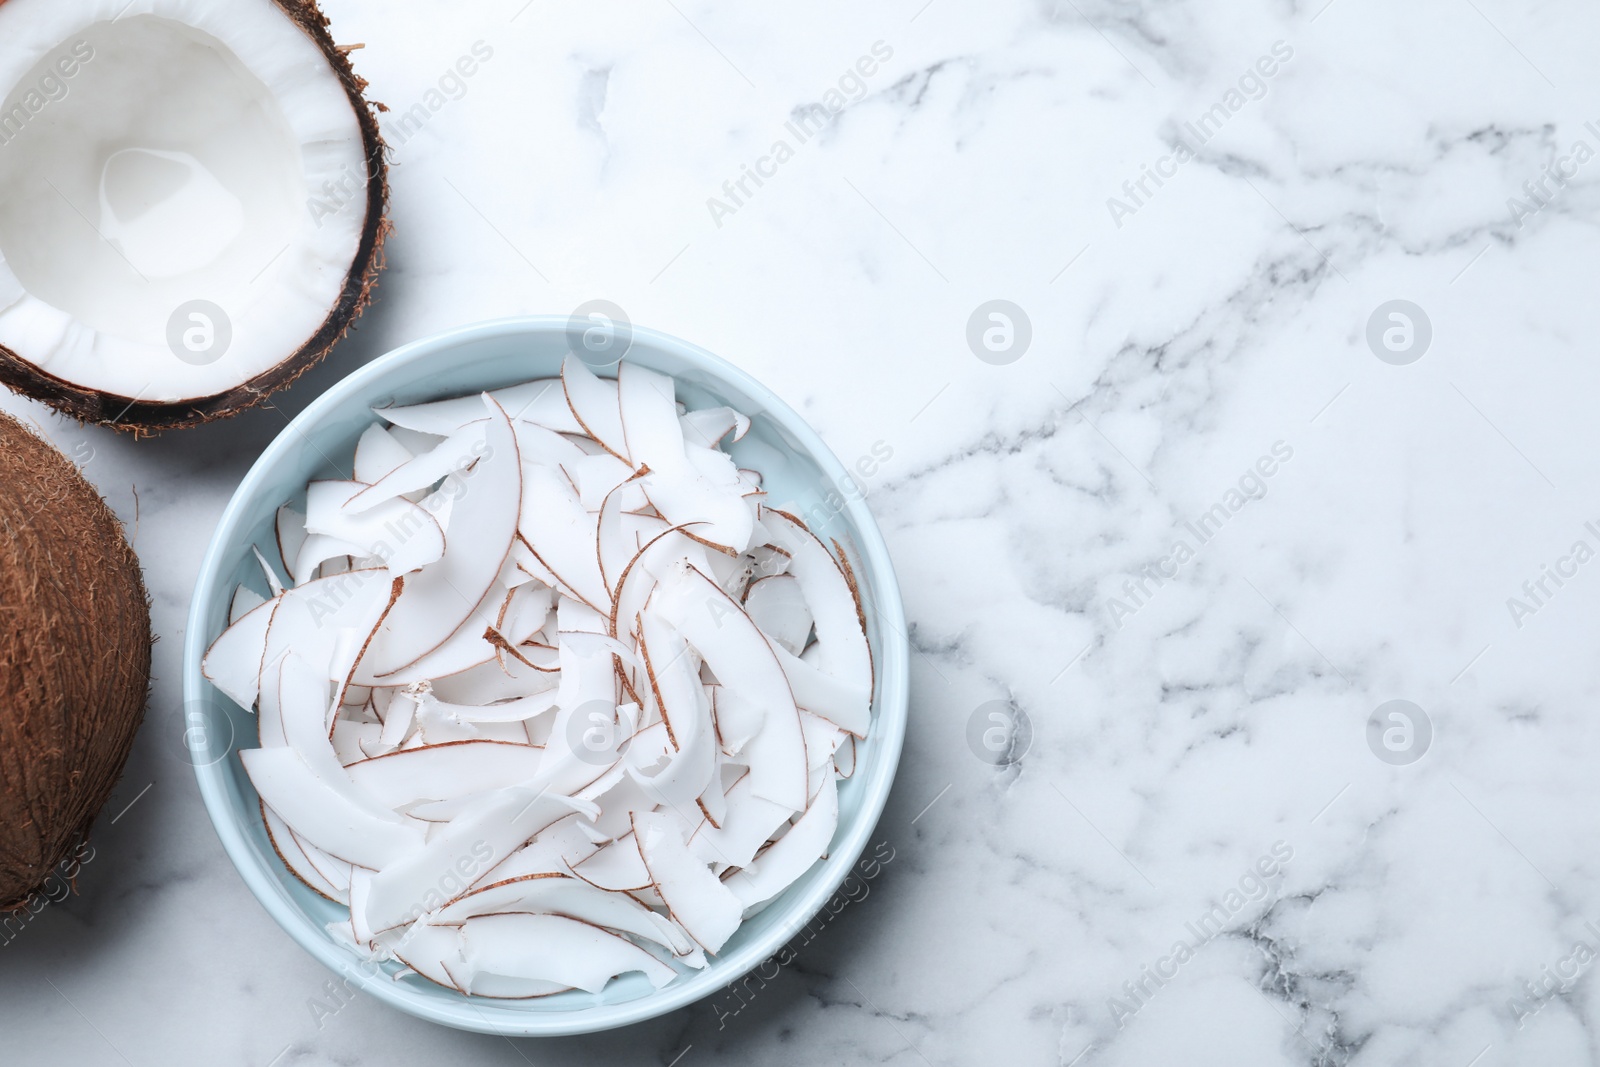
[0, 0, 387, 431]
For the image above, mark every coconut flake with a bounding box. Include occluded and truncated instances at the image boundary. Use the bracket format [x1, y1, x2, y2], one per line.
[743, 573, 812, 656]
[762, 508, 872, 698]
[680, 406, 750, 449]
[519, 464, 609, 611]
[459, 913, 675, 994]
[727, 774, 839, 909]
[619, 362, 754, 554]
[352, 423, 416, 484]
[264, 802, 347, 904]
[241, 746, 424, 870]
[633, 810, 742, 954]
[344, 740, 545, 810]
[434, 873, 691, 956]
[203, 595, 277, 710]
[304, 479, 445, 576]
[629, 612, 716, 808]
[361, 787, 594, 934]
[229, 588, 268, 630]
[651, 564, 808, 811]
[252, 544, 286, 597]
[375, 379, 576, 437]
[364, 398, 521, 677]
[688, 768, 791, 872]
[276, 505, 309, 583]
[570, 835, 653, 892]
[561, 356, 630, 462]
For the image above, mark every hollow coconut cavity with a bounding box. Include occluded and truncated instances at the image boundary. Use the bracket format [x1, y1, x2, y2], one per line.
[0, 0, 388, 433]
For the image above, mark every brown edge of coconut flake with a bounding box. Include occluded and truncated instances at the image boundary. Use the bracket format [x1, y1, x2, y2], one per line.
[0, 0, 391, 436]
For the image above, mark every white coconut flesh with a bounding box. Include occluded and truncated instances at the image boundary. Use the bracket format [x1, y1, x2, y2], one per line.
[0, 0, 369, 403]
[202, 358, 876, 998]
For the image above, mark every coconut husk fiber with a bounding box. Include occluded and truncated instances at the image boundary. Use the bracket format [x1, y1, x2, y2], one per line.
[0, 412, 151, 910]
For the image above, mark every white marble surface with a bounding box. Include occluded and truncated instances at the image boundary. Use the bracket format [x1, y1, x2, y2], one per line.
[6, 0, 1600, 1062]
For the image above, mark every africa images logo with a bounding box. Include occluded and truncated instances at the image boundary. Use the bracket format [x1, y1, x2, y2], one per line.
[0, 40, 94, 148]
[706, 41, 894, 228]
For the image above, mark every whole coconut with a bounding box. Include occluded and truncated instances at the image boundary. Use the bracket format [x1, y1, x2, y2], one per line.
[0, 413, 151, 910]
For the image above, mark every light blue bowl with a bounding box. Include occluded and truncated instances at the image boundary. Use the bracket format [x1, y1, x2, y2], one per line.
[183, 317, 909, 1035]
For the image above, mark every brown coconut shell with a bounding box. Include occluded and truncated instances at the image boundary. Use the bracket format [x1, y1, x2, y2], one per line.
[0, 413, 152, 910]
[0, 0, 390, 436]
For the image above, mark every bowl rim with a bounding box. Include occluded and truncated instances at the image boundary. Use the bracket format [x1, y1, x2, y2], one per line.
[182, 316, 909, 1036]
